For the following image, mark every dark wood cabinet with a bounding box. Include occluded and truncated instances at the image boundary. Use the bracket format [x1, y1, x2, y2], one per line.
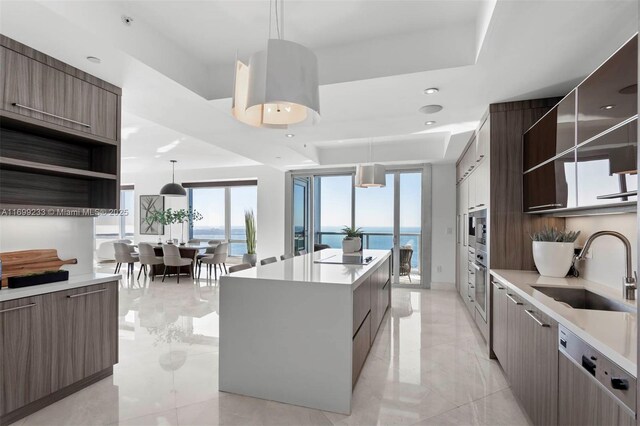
[0, 36, 121, 214]
[0, 282, 118, 425]
[0, 295, 53, 416]
[504, 292, 558, 426]
[0, 45, 119, 142]
[490, 280, 508, 369]
[523, 149, 576, 212]
[52, 284, 118, 389]
[559, 353, 634, 426]
[577, 35, 637, 144]
[576, 118, 637, 206]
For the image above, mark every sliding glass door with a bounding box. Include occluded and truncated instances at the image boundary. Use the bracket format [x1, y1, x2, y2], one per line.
[288, 168, 426, 287]
[292, 177, 310, 253]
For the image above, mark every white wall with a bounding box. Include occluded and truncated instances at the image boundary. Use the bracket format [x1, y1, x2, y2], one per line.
[431, 164, 456, 284]
[566, 213, 637, 290]
[123, 165, 286, 260]
[0, 217, 94, 276]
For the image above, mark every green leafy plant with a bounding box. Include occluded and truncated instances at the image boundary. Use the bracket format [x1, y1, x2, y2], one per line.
[244, 209, 257, 255]
[174, 208, 204, 243]
[341, 225, 363, 239]
[530, 227, 581, 243]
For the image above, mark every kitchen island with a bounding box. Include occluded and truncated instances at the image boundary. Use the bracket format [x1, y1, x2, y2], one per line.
[219, 249, 391, 414]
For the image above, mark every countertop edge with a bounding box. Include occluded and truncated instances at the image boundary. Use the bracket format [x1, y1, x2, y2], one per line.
[490, 269, 637, 377]
[0, 273, 121, 302]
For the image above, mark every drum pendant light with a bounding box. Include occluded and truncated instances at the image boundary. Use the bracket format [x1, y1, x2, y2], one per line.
[355, 142, 386, 188]
[231, 0, 320, 128]
[160, 160, 186, 197]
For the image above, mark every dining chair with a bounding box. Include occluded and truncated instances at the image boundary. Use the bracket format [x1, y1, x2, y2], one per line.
[228, 263, 252, 273]
[199, 242, 229, 280]
[114, 242, 139, 278]
[138, 243, 164, 281]
[162, 244, 193, 283]
[280, 253, 294, 261]
[296, 249, 308, 256]
[260, 257, 278, 266]
[208, 239, 224, 245]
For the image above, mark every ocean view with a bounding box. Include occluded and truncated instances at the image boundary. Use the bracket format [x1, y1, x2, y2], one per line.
[193, 225, 421, 269]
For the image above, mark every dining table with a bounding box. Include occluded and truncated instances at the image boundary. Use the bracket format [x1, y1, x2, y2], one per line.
[149, 242, 215, 276]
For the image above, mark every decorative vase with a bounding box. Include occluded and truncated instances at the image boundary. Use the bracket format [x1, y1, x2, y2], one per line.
[243, 253, 257, 266]
[532, 241, 575, 278]
[342, 237, 361, 253]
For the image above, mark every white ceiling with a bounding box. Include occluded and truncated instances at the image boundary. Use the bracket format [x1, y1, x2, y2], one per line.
[0, 0, 637, 174]
[120, 112, 259, 176]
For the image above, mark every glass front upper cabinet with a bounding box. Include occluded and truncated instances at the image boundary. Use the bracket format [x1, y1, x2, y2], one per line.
[576, 118, 637, 206]
[523, 90, 576, 171]
[523, 149, 577, 213]
[577, 35, 637, 144]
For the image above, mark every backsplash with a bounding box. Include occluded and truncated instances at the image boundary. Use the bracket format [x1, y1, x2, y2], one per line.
[565, 213, 637, 290]
[0, 217, 94, 276]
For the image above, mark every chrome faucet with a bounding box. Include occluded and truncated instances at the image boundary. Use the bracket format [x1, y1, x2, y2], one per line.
[576, 231, 637, 300]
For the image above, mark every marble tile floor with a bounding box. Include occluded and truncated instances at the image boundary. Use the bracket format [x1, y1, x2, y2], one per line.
[13, 271, 530, 426]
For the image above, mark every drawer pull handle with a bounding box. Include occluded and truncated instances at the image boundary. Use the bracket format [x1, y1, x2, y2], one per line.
[493, 283, 504, 290]
[11, 103, 92, 128]
[528, 203, 562, 210]
[0, 303, 36, 313]
[525, 309, 550, 327]
[67, 288, 107, 298]
[506, 294, 522, 305]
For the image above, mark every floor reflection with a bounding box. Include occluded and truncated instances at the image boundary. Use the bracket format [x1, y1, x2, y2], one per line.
[15, 270, 529, 426]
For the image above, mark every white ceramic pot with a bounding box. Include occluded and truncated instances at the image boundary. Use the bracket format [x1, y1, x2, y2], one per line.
[342, 237, 361, 253]
[532, 241, 575, 278]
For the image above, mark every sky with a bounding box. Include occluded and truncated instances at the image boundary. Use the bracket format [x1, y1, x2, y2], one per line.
[191, 186, 257, 228]
[317, 172, 422, 229]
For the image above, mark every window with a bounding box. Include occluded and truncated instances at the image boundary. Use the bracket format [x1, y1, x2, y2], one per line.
[187, 182, 257, 256]
[314, 175, 352, 248]
[95, 187, 135, 249]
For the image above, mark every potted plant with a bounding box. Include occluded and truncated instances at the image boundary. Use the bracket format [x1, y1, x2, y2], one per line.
[341, 225, 363, 253]
[530, 227, 581, 277]
[242, 209, 257, 266]
[174, 208, 203, 245]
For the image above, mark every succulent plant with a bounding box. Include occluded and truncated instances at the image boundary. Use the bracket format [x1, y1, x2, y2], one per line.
[530, 227, 581, 243]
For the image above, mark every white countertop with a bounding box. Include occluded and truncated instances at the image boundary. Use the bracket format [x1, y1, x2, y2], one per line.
[491, 269, 637, 377]
[0, 273, 121, 302]
[227, 249, 391, 286]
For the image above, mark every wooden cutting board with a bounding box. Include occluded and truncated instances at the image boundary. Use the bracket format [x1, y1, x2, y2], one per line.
[0, 249, 77, 287]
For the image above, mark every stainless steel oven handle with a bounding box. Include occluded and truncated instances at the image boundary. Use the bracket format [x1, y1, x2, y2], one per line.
[470, 262, 481, 271]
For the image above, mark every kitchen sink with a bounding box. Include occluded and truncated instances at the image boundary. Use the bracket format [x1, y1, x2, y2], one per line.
[531, 286, 636, 314]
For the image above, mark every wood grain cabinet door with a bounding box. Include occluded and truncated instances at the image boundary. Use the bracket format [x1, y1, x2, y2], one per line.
[524, 306, 558, 426]
[1, 46, 118, 142]
[490, 280, 508, 369]
[0, 295, 52, 415]
[52, 283, 118, 390]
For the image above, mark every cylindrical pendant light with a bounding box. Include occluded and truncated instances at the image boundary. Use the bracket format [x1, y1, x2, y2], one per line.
[160, 160, 186, 197]
[355, 164, 386, 188]
[231, 0, 320, 129]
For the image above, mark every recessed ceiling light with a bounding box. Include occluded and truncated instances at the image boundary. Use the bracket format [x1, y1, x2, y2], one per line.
[424, 88, 439, 94]
[425, 121, 436, 125]
[285, 133, 295, 138]
[275, 156, 282, 159]
[619, 84, 637, 95]
[600, 104, 616, 110]
[419, 104, 443, 114]
[86, 56, 101, 64]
